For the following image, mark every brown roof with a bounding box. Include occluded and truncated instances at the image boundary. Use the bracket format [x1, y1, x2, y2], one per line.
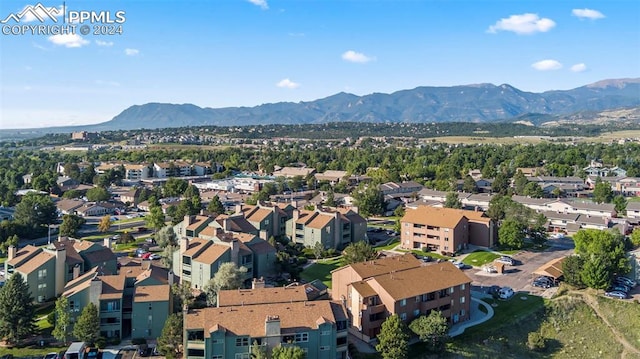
[186, 216, 212, 231]
[15, 251, 55, 274]
[194, 243, 230, 265]
[82, 248, 117, 265]
[295, 210, 315, 224]
[306, 213, 334, 229]
[248, 240, 276, 256]
[215, 215, 257, 234]
[369, 262, 472, 301]
[245, 208, 272, 223]
[52, 239, 84, 265]
[217, 287, 309, 307]
[6, 245, 39, 266]
[402, 206, 469, 228]
[56, 199, 85, 212]
[533, 256, 566, 279]
[338, 253, 421, 279]
[62, 267, 98, 297]
[99, 275, 125, 300]
[187, 301, 346, 338]
[134, 284, 171, 302]
[233, 232, 256, 243]
[350, 281, 377, 298]
[183, 238, 212, 257]
[198, 225, 220, 238]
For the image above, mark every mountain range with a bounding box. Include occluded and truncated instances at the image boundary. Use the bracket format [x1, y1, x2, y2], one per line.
[6, 78, 640, 135]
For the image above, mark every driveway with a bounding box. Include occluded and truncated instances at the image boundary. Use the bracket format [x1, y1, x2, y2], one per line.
[465, 238, 575, 294]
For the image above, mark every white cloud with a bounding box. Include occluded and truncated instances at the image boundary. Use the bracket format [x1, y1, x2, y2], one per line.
[20, 4, 64, 22]
[276, 78, 300, 89]
[572, 8, 605, 20]
[247, 0, 268, 10]
[124, 48, 139, 56]
[47, 34, 89, 48]
[487, 13, 556, 34]
[96, 40, 114, 47]
[531, 59, 563, 71]
[570, 63, 588, 72]
[342, 50, 374, 63]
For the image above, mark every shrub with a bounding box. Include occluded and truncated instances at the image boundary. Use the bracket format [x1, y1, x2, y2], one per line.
[527, 332, 546, 351]
[422, 247, 431, 253]
[95, 337, 107, 349]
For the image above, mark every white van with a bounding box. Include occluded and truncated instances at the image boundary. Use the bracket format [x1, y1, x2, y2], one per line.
[64, 342, 87, 359]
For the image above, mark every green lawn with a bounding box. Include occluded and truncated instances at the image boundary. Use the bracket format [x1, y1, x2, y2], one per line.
[596, 295, 640, 349]
[300, 257, 344, 288]
[374, 238, 399, 251]
[461, 251, 500, 267]
[0, 346, 67, 358]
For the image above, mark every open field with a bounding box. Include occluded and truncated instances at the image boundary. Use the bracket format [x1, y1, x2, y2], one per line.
[300, 257, 343, 288]
[461, 251, 500, 267]
[424, 130, 640, 145]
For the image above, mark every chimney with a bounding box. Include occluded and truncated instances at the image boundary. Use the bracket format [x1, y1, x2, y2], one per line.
[235, 204, 243, 214]
[259, 230, 268, 241]
[73, 264, 81, 279]
[141, 259, 151, 270]
[293, 209, 300, 224]
[223, 217, 230, 232]
[168, 271, 174, 286]
[89, 277, 102, 306]
[54, 245, 67, 295]
[183, 215, 195, 228]
[230, 239, 239, 265]
[252, 277, 265, 289]
[291, 200, 298, 209]
[103, 237, 112, 249]
[264, 315, 281, 347]
[7, 245, 16, 261]
[180, 237, 190, 254]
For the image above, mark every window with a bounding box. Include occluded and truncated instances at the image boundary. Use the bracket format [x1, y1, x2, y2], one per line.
[438, 289, 449, 298]
[400, 299, 406, 307]
[321, 331, 331, 336]
[460, 296, 465, 304]
[413, 309, 420, 317]
[460, 283, 465, 290]
[444, 237, 449, 241]
[460, 309, 466, 317]
[320, 346, 330, 351]
[415, 296, 420, 302]
[212, 354, 223, 359]
[450, 287, 455, 294]
[38, 269, 47, 280]
[234, 354, 250, 359]
[400, 313, 407, 320]
[235, 337, 249, 347]
[38, 283, 47, 291]
[423, 292, 436, 302]
[295, 333, 309, 343]
[186, 349, 204, 357]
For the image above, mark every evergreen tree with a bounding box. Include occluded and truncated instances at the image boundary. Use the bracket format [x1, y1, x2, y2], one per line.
[146, 204, 166, 233]
[462, 175, 478, 193]
[376, 314, 409, 359]
[342, 240, 377, 264]
[409, 311, 449, 352]
[207, 195, 224, 214]
[73, 302, 100, 345]
[444, 192, 462, 209]
[52, 296, 71, 343]
[157, 313, 183, 359]
[612, 195, 627, 216]
[593, 178, 613, 204]
[581, 255, 612, 290]
[271, 345, 306, 359]
[0, 273, 36, 345]
[59, 214, 86, 237]
[325, 190, 336, 207]
[498, 219, 525, 249]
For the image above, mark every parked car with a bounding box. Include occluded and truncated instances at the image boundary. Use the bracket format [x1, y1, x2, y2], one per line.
[615, 276, 637, 288]
[604, 291, 628, 299]
[44, 353, 59, 359]
[145, 237, 156, 244]
[496, 256, 515, 265]
[452, 261, 465, 269]
[482, 264, 497, 273]
[86, 348, 99, 359]
[488, 285, 501, 295]
[149, 253, 161, 260]
[533, 280, 552, 289]
[499, 287, 515, 299]
[421, 256, 432, 263]
[138, 344, 150, 357]
[608, 284, 630, 294]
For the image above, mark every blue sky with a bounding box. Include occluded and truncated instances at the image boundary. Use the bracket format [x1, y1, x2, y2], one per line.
[0, 0, 639, 129]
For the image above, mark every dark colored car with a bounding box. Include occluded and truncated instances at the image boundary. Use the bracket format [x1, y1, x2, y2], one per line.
[138, 344, 150, 357]
[86, 348, 99, 359]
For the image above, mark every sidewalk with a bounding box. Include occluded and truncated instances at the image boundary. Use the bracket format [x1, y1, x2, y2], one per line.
[448, 296, 494, 337]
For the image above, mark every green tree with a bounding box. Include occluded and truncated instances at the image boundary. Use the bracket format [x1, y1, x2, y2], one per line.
[157, 313, 183, 359]
[97, 215, 112, 233]
[491, 172, 509, 194]
[0, 234, 19, 254]
[573, 229, 629, 276]
[52, 296, 71, 343]
[204, 263, 248, 306]
[0, 273, 36, 345]
[393, 206, 405, 218]
[13, 192, 57, 233]
[612, 195, 627, 216]
[59, 214, 86, 237]
[581, 255, 612, 290]
[376, 314, 409, 359]
[86, 187, 110, 202]
[325, 190, 336, 207]
[409, 311, 449, 352]
[498, 219, 525, 249]
[592, 179, 613, 204]
[146, 204, 166, 233]
[62, 189, 82, 199]
[73, 302, 100, 345]
[312, 241, 324, 260]
[562, 255, 585, 288]
[527, 332, 546, 351]
[272, 345, 306, 359]
[207, 195, 224, 214]
[444, 192, 462, 209]
[163, 178, 188, 198]
[172, 281, 195, 312]
[462, 175, 478, 193]
[342, 240, 377, 264]
[522, 182, 543, 198]
[631, 228, 640, 248]
[353, 186, 385, 217]
[156, 226, 178, 248]
[512, 170, 528, 195]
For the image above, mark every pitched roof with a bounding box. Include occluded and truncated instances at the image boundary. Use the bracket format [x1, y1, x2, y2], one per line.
[187, 301, 346, 338]
[338, 253, 421, 279]
[183, 238, 212, 257]
[215, 214, 257, 234]
[306, 213, 334, 229]
[247, 240, 276, 255]
[6, 245, 39, 267]
[533, 256, 566, 279]
[186, 216, 213, 231]
[62, 267, 98, 297]
[56, 199, 85, 212]
[134, 284, 171, 302]
[217, 286, 309, 307]
[82, 247, 117, 266]
[99, 275, 125, 300]
[15, 251, 55, 274]
[369, 262, 471, 301]
[193, 243, 230, 265]
[401, 206, 468, 228]
[350, 281, 377, 298]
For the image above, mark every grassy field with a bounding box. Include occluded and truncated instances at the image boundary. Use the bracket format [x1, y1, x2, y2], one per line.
[595, 295, 640, 349]
[0, 345, 68, 358]
[300, 257, 344, 288]
[461, 251, 500, 267]
[374, 238, 399, 251]
[424, 130, 640, 145]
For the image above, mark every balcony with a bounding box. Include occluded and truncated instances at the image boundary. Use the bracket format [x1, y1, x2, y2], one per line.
[362, 303, 385, 314]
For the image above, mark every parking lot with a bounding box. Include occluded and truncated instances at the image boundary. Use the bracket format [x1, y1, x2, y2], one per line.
[465, 238, 575, 296]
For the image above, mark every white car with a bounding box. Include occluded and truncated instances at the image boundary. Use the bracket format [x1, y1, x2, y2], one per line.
[499, 287, 515, 299]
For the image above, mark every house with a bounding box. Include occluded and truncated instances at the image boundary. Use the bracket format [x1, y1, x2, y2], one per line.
[314, 170, 348, 185]
[272, 166, 316, 178]
[185, 300, 348, 359]
[120, 187, 150, 205]
[615, 177, 640, 196]
[76, 202, 114, 217]
[4, 237, 118, 303]
[56, 199, 85, 215]
[583, 166, 627, 178]
[153, 163, 171, 178]
[627, 202, 640, 220]
[378, 181, 423, 197]
[172, 216, 277, 289]
[474, 178, 494, 193]
[331, 254, 471, 342]
[516, 167, 543, 177]
[286, 207, 367, 250]
[62, 259, 173, 339]
[400, 206, 496, 253]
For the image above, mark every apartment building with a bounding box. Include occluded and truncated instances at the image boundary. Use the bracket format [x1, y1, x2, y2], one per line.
[236, 202, 291, 239]
[331, 254, 471, 342]
[272, 166, 316, 178]
[62, 259, 172, 339]
[400, 206, 496, 253]
[286, 207, 367, 250]
[185, 299, 348, 359]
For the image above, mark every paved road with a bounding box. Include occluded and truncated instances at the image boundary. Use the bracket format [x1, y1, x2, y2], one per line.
[465, 238, 575, 294]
